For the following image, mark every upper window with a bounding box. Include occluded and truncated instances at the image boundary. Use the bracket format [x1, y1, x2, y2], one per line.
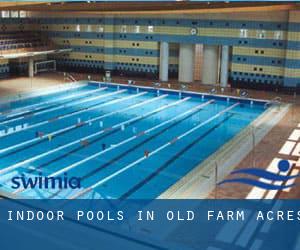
[239, 29, 248, 38]
[148, 25, 154, 33]
[86, 24, 92, 32]
[10, 11, 19, 18]
[120, 25, 127, 33]
[274, 31, 283, 40]
[97, 26, 104, 33]
[1, 11, 10, 18]
[134, 25, 140, 33]
[19, 11, 26, 18]
[256, 30, 266, 39]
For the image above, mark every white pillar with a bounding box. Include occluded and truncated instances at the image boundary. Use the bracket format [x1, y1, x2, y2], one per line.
[202, 45, 219, 85]
[178, 43, 195, 83]
[29, 58, 34, 78]
[220, 45, 230, 87]
[159, 41, 169, 82]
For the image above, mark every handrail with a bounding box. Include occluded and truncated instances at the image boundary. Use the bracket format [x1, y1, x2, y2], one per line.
[152, 82, 161, 89]
[273, 96, 282, 102]
[264, 96, 282, 109]
[64, 73, 77, 83]
[180, 84, 187, 92]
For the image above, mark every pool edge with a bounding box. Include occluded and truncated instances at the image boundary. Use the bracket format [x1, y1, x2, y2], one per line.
[88, 80, 272, 105]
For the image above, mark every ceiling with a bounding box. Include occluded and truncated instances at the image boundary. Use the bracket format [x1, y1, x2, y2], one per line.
[0, 1, 298, 14]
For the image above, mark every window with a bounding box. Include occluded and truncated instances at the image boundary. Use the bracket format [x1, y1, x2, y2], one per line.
[97, 26, 104, 33]
[134, 25, 140, 33]
[10, 11, 19, 18]
[256, 30, 266, 39]
[1, 11, 10, 18]
[274, 31, 283, 40]
[148, 25, 154, 33]
[86, 25, 92, 32]
[240, 29, 248, 38]
[19, 11, 26, 18]
[120, 25, 127, 33]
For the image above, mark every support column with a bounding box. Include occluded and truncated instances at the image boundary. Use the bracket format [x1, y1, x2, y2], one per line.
[159, 41, 169, 82]
[178, 43, 195, 83]
[29, 58, 34, 78]
[103, 17, 114, 71]
[220, 45, 230, 87]
[194, 44, 203, 81]
[202, 45, 219, 85]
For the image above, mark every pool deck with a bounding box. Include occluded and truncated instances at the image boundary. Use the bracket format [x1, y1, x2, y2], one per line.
[0, 72, 299, 199]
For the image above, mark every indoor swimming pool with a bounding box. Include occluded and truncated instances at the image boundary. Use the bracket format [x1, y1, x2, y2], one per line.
[0, 82, 268, 199]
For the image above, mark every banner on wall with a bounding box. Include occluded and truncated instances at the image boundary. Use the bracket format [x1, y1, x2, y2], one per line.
[1, 199, 300, 250]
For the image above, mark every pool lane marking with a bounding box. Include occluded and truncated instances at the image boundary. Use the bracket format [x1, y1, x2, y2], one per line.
[69, 102, 240, 199]
[47, 106, 205, 199]
[23, 95, 169, 170]
[0, 91, 149, 156]
[46, 99, 214, 179]
[4, 93, 163, 171]
[0, 92, 151, 158]
[46, 96, 191, 178]
[0, 87, 108, 126]
[120, 114, 233, 199]
[1, 93, 171, 176]
[1, 87, 107, 122]
[0, 92, 133, 154]
[13, 96, 191, 194]
[0, 83, 84, 116]
[0, 89, 127, 139]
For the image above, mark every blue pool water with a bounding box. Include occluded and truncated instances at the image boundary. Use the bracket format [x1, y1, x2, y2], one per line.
[0, 82, 267, 199]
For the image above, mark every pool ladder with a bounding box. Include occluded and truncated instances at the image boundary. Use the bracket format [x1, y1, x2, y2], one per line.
[264, 96, 282, 109]
[153, 82, 161, 96]
[64, 72, 77, 83]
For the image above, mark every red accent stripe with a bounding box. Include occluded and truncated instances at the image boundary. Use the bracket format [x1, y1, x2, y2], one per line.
[76, 122, 85, 127]
[170, 137, 178, 144]
[136, 131, 145, 137]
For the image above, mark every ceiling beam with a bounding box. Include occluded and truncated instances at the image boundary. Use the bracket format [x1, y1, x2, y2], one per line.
[0, 2, 297, 14]
[0, 2, 48, 8]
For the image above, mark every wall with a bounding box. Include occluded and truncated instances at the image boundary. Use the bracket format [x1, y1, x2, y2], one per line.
[0, 16, 40, 77]
[284, 10, 300, 89]
[0, 59, 9, 79]
[1, 10, 300, 91]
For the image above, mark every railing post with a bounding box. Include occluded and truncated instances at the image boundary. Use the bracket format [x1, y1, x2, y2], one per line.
[252, 125, 256, 168]
[214, 161, 218, 199]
